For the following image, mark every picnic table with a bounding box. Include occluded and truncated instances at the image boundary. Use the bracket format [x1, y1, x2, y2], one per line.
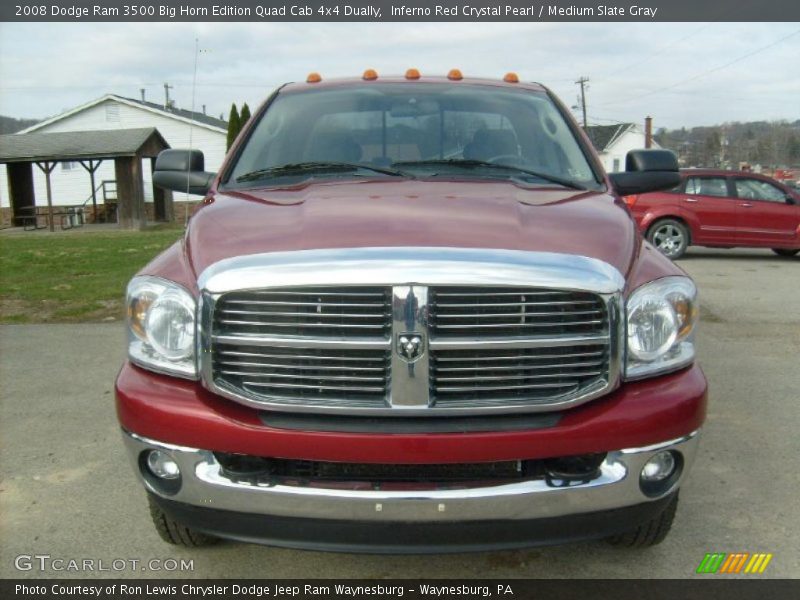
[19, 206, 86, 231]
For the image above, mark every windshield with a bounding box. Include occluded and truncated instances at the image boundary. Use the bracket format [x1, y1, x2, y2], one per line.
[225, 83, 601, 189]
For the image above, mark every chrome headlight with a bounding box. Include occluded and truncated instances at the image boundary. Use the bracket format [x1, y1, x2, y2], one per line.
[625, 276, 698, 380]
[126, 276, 197, 379]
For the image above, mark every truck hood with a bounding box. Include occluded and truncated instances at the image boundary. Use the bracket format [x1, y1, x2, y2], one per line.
[184, 179, 638, 279]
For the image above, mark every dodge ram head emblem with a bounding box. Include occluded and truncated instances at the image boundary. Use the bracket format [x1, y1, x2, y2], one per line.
[397, 334, 424, 362]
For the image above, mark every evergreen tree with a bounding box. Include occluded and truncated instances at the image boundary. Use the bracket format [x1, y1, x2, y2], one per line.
[226, 103, 241, 150]
[240, 102, 252, 126]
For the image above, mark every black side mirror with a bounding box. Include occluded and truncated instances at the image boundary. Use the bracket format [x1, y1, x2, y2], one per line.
[152, 149, 216, 196]
[609, 149, 681, 196]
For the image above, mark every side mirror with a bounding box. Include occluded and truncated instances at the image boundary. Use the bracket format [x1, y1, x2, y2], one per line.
[609, 149, 680, 196]
[152, 149, 216, 196]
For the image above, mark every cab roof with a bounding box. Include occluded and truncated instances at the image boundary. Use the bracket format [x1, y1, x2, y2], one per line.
[280, 74, 548, 94]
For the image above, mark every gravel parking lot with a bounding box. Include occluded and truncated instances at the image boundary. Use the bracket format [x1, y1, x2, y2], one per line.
[1, 247, 798, 579]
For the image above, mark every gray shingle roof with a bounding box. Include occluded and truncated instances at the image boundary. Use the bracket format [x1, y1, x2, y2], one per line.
[0, 128, 168, 163]
[586, 124, 633, 152]
[119, 96, 227, 130]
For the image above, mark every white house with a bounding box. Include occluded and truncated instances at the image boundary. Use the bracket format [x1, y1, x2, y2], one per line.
[586, 123, 660, 173]
[0, 94, 227, 221]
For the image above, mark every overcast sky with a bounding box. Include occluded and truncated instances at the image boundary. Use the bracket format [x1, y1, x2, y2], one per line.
[0, 22, 797, 130]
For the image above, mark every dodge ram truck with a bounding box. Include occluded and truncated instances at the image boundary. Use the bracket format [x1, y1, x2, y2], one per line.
[116, 70, 707, 552]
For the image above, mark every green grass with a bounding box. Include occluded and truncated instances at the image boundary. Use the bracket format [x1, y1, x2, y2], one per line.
[0, 227, 184, 323]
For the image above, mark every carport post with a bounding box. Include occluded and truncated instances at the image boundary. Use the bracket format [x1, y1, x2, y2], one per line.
[79, 160, 102, 222]
[35, 161, 57, 232]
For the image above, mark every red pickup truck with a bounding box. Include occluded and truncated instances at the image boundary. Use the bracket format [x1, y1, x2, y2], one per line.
[116, 72, 707, 552]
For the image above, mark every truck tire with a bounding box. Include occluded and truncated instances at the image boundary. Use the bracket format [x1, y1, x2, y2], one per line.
[606, 493, 678, 548]
[647, 219, 689, 260]
[148, 495, 219, 547]
[772, 248, 799, 257]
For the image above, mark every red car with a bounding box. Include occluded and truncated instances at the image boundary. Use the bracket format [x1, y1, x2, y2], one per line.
[626, 169, 800, 259]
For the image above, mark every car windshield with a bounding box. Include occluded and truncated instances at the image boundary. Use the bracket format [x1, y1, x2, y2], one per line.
[225, 83, 601, 190]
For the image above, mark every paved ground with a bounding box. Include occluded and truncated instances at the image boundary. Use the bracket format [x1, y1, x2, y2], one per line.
[1, 247, 798, 579]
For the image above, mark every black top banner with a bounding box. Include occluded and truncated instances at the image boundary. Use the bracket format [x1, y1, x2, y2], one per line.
[3, 0, 800, 22]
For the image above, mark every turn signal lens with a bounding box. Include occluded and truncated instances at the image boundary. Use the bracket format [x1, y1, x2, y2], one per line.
[306, 72, 322, 83]
[405, 68, 421, 80]
[503, 72, 519, 83]
[623, 195, 639, 207]
[447, 69, 463, 81]
[127, 292, 155, 341]
[669, 293, 699, 340]
[363, 69, 378, 81]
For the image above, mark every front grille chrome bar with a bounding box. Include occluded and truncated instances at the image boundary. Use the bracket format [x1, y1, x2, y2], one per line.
[198, 247, 625, 416]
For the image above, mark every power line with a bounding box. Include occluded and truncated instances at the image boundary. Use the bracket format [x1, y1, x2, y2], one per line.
[599, 28, 800, 108]
[594, 0, 762, 82]
[587, 115, 632, 125]
[597, 23, 715, 79]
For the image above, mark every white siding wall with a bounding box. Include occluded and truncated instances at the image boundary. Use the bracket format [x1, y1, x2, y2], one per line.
[1, 98, 226, 209]
[597, 128, 659, 173]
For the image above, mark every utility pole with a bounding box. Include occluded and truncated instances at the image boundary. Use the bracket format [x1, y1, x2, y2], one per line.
[163, 83, 174, 110]
[575, 76, 589, 129]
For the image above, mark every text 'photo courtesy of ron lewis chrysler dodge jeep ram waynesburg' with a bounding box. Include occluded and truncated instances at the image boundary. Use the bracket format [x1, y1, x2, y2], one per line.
[116, 70, 707, 553]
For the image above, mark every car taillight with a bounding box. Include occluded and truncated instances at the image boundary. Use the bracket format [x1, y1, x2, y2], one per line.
[623, 195, 639, 207]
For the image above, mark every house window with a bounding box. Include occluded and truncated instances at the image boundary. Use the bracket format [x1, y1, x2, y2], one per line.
[105, 103, 120, 122]
[61, 161, 77, 171]
[612, 158, 621, 172]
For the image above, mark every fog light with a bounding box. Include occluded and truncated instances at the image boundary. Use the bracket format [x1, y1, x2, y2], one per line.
[147, 450, 180, 480]
[641, 451, 676, 482]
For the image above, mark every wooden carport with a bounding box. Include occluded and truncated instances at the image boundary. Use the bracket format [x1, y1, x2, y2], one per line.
[0, 128, 171, 230]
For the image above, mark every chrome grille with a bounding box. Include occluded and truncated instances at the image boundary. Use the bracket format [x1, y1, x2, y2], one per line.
[430, 343, 609, 407]
[429, 287, 606, 337]
[201, 248, 622, 415]
[214, 287, 391, 338]
[213, 343, 391, 407]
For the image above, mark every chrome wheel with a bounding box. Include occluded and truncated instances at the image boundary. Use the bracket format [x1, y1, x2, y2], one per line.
[648, 220, 688, 259]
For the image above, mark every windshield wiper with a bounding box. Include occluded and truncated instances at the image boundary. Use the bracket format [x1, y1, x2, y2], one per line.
[393, 159, 586, 190]
[235, 161, 410, 183]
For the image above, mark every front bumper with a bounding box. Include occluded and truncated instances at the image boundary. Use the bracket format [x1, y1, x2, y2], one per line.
[149, 492, 678, 553]
[116, 362, 707, 463]
[124, 429, 699, 552]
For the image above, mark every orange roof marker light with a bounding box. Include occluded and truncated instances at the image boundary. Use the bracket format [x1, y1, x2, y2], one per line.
[363, 69, 379, 81]
[306, 72, 322, 84]
[503, 72, 520, 83]
[405, 68, 421, 80]
[447, 69, 463, 81]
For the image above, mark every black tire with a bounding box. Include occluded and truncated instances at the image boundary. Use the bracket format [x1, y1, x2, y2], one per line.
[647, 219, 689, 260]
[606, 493, 679, 548]
[148, 495, 219, 547]
[772, 248, 799, 257]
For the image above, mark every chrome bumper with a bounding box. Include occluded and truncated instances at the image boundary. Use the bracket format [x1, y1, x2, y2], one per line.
[122, 429, 700, 523]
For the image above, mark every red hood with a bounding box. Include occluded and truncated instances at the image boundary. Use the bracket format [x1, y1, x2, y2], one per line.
[183, 179, 638, 279]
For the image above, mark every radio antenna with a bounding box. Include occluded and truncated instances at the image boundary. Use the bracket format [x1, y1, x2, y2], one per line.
[185, 36, 200, 226]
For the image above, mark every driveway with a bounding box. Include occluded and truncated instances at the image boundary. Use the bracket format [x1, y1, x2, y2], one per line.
[1, 248, 798, 578]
